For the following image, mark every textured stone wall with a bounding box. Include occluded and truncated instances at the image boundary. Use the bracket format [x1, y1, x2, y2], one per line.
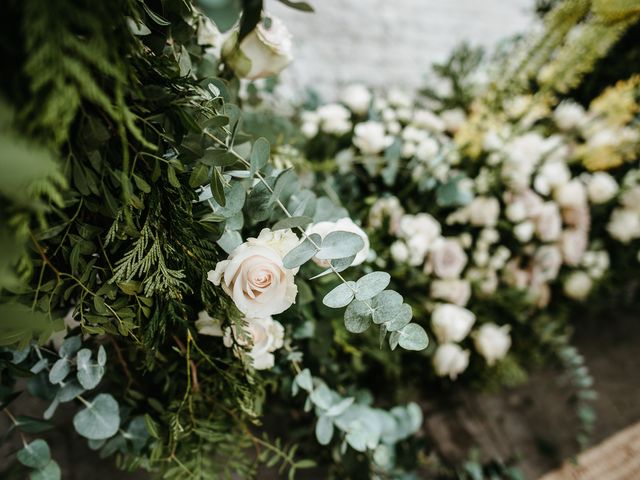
[270, 0, 536, 99]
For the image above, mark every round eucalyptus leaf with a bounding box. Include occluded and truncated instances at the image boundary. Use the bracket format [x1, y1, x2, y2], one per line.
[56, 380, 85, 403]
[325, 397, 354, 417]
[31, 460, 61, 480]
[17, 439, 50, 469]
[344, 300, 372, 333]
[48, 358, 70, 385]
[309, 383, 333, 410]
[294, 368, 313, 393]
[77, 349, 105, 390]
[315, 415, 334, 445]
[283, 233, 321, 269]
[370, 291, 404, 325]
[355, 272, 390, 301]
[385, 303, 413, 332]
[323, 282, 356, 308]
[59, 336, 81, 358]
[397, 324, 429, 351]
[97, 345, 107, 366]
[73, 393, 120, 440]
[316, 231, 364, 260]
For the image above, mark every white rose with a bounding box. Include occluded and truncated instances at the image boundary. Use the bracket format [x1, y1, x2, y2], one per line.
[553, 101, 586, 130]
[317, 103, 352, 135]
[563, 271, 592, 301]
[535, 202, 562, 242]
[430, 279, 471, 306]
[340, 84, 371, 115]
[554, 179, 587, 209]
[387, 89, 412, 108]
[226, 16, 293, 80]
[473, 323, 511, 366]
[621, 186, 640, 212]
[218, 316, 284, 370]
[306, 217, 370, 266]
[587, 172, 618, 204]
[560, 228, 587, 266]
[368, 196, 404, 231]
[533, 245, 563, 282]
[353, 121, 392, 154]
[412, 109, 445, 132]
[431, 303, 476, 343]
[208, 229, 298, 317]
[467, 197, 500, 227]
[607, 208, 640, 243]
[505, 201, 527, 223]
[514, 221, 535, 243]
[390, 240, 410, 263]
[398, 213, 441, 244]
[429, 239, 468, 279]
[433, 343, 470, 380]
[534, 161, 571, 195]
[415, 137, 439, 162]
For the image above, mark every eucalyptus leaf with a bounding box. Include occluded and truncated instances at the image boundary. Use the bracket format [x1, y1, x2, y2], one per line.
[48, 358, 70, 385]
[344, 300, 372, 333]
[56, 380, 85, 403]
[59, 336, 81, 357]
[385, 303, 413, 332]
[325, 397, 354, 417]
[370, 290, 404, 325]
[294, 368, 313, 393]
[316, 231, 364, 260]
[272, 216, 312, 231]
[323, 282, 356, 308]
[217, 229, 243, 253]
[355, 272, 390, 301]
[309, 383, 333, 410]
[73, 393, 120, 440]
[250, 137, 270, 176]
[17, 439, 51, 469]
[397, 324, 429, 351]
[315, 415, 334, 445]
[76, 349, 105, 390]
[31, 460, 61, 480]
[282, 233, 321, 269]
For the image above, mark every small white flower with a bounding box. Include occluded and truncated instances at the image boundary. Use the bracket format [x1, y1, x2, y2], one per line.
[352, 121, 392, 154]
[553, 101, 586, 130]
[607, 208, 640, 243]
[387, 88, 412, 108]
[429, 238, 468, 279]
[440, 108, 466, 133]
[317, 103, 352, 135]
[467, 197, 500, 227]
[433, 343, 470, 380]
[505, 201, 528, 223]
[306, 217, 370, 266]
[340, 84, 371, 115]
[431, 304, 476, 343]
[587, 172, 618, 204]
[535, 202, 562, 242]
[554, 179, 588, 209]
[563, 271, 592, 301]
[412, 109, 445, 132]
[473, 323, 511, 366]
[430, 279, 471, 306]
[390, 240, 410, 263]
[415, 137, 439, 162]
[513, 221, 534, 243]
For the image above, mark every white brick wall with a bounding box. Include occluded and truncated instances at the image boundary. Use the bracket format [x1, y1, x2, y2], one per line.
[269, 0, 537, 99]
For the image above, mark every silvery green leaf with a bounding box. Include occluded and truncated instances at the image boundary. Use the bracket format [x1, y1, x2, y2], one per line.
[289, 189, 317, 218]
[209, 182, 246, 218]
[355, 272, 390, 301]
[17, 439, 51, 469]
[217, 229, 243, 254]
[370, 290, 404, 325]
[323, 282, 356, 308]
[308, 255, 356, 280]
[77, 349, 105, 390]
[309, 383, 333, 410]
[272, 216, 312, 231]
[385, 304, 413, 332]
[97, 346, 107, 367]
[389, 331, 400, 350]
[43, 399, 60, 420]
[48, 358, 70, 385]
[30, 358, 49, 374]
[31, 460, 61, 480]
[283, 233, 321, 269]
[379, 324, 387, 349]
[59, 336, 81, 357]
[125, 416, 149, 452]
[57, 380, 85, 403]
[373, 444, 393, 468]
[315, 415, 334, 445]
[317, 231, 364, 260]
[325, 397, 354, 417]
[344, 300, 373, 333]
[294, 369, 313, 393]
[397, 323, 429, 351]
[406, 403, 423, 432]
[73, 393, 120, 440]
[313, 197, 348, 222]
[345, 421, 368, 452]
[250, 137, 270, 176]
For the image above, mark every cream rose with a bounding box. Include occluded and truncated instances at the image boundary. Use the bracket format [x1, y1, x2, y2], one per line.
[317, 103, 352, 135]
[473, 323, 511, 366]
[430, 279, 471, 306]
[433, 343, 469, 380]
[467, 197, 500, 227]
[223, 316, 285, 370]
[607, 208, 640, 243]
[352, 121, 392, 154]
[563, 271, 592, 301]
[535, 202, 562, 242]
[340, 84, 372, 115]
[587, 172, 618, 204]
[431, 303, 476, 343]
[208, 229, 299, 317]
[305, 217, 370, 266]
[429, 238, 468, 279]
[225, 16, 293, 80]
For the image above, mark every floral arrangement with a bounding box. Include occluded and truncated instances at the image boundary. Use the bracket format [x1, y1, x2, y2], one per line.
[0, 0, 639, 479]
